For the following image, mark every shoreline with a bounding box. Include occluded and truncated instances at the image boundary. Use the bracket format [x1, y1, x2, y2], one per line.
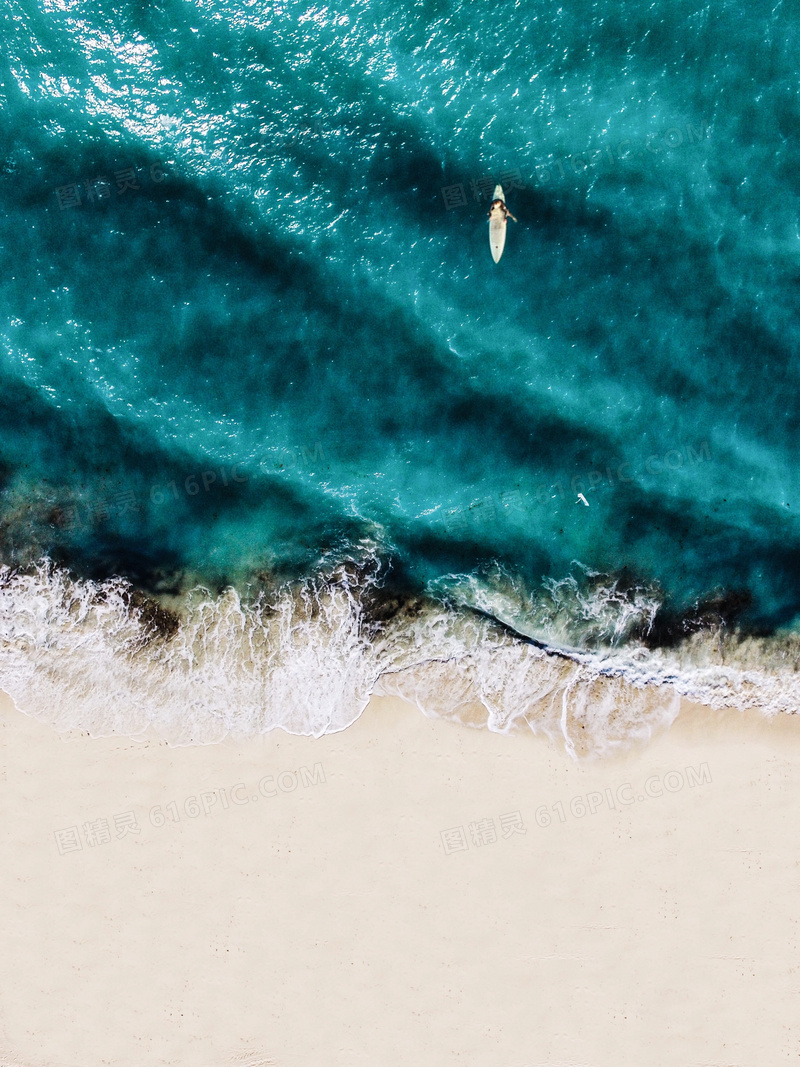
[2, 556, 800, 756]
[3, 688, 800, 1066]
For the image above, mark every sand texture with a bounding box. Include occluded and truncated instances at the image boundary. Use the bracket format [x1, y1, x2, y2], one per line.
[1, 691, 799, 1067]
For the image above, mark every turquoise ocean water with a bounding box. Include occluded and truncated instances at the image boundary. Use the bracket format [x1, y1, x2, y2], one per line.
[1, 0, 799, 751]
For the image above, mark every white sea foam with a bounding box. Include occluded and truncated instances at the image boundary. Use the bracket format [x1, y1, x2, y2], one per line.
[0, 555, 797, 756]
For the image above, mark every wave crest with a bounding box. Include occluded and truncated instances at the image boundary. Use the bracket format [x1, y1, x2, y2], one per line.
[0, 555, 797, 755]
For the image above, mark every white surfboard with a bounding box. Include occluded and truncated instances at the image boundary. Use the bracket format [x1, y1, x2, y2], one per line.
[489, 184, 507, 263]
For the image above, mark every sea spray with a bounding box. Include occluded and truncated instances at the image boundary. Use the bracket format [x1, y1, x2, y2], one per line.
[1, 554, 797, 757]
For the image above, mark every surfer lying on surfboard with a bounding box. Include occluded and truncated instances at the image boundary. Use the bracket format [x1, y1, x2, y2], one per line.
[488, 184, 516, 263]
[488, 198, 517, 223]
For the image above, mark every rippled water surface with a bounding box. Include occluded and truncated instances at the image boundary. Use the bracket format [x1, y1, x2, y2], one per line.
[2, 0, 799, 747]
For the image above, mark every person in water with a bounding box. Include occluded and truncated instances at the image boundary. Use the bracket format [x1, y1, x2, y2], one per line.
[488, 198, 517, 223]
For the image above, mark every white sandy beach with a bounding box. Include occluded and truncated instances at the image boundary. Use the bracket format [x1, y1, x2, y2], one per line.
[2, 687, 799, 1067]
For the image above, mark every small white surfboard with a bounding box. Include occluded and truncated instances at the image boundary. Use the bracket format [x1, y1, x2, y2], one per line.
[489, 183, 507, 263]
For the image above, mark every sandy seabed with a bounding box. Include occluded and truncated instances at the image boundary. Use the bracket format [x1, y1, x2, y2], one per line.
[1, 688, 799, 1067]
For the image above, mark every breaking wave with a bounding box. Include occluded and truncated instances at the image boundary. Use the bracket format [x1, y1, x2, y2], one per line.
[1, 551, 798, 758]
